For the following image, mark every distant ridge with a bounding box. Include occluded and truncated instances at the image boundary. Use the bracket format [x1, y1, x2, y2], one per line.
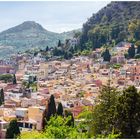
[0, 21, 80, 58]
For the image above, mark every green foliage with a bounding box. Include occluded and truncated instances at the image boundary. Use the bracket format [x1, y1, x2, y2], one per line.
[64, 51, 73, 60]
[135, 40, 140, 54]
[13, 74, 17, 84]
[115, 86, 140, 138]
[19, 116, 88, 139]
[0, 21, 76, 59]
[57, 102, 63, 116]
[88, 25, 109, 50]
[46, 95, 56, 121]
[97, 132, 120, 139]
[124, 52, 129, 59]
[58, 40, 62, 47]
[6, 119, 20, 138]
[18, 131, 43, 139]
[112, 63, 122, 69]
[77, 107, 92, 120]
[128, 43, 135, 58]
[52, 47, 64, 56]
[134, 54, 140, 59]
[0, 74, 13, 83]
[65, 110, 74, 127]
[128, 19, 140, 41]
[0, 89, 4, 104]
[90, 84, 140, 138]
[81, 50, 91, 56]
[80, 2, 140, 51]
[0, 88, 4, 106]
[102, 48, 111, 62]
[91, 82, 119, 137]
[76, 91, 85, 98]
[45, 46, 49, 52]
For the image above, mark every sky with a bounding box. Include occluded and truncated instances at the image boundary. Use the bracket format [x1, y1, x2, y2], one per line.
[0, 1, 110, 33]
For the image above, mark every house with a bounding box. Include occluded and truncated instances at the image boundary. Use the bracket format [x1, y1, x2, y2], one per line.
[15, 108, 28, 119]
[71, 106, 83, 117]
[0, 65, 15, 74]
[0, 121, 9, 138]
[110, 55, 125, 64]
[28, 106, 45, 130]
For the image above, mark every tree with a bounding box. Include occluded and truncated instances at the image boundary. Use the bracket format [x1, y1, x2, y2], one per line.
[128, 19, 140, 41]
[64, 51, 73, 60]
[6, 119, 20, 138]
[58, 40, 62, 47]
[19, 116, 88, 139]
[137, 45, 140, 54]
[57, 102, 63, 116]
[135, 41, 140, 54]
[0, 74, 13, 83]
[33, 76, 37, 82]
[46, 46, 49, 52]
[69, 47, 74, 54]
[91, 82, 119, 137]
[128, 43, 135, 58]
[1, 89, 4, 104]
[115, 86, 140, 138]
[65, 110, 74, 127]
[13, 74, 17, 84]
[102, 48, 111, 62]
[46, 95, 56, 121]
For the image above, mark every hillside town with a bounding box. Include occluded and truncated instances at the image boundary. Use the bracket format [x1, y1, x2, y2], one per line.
[0, 38, 139, 138]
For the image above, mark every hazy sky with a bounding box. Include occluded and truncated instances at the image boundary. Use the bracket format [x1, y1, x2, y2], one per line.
[0, 1, 110, 33]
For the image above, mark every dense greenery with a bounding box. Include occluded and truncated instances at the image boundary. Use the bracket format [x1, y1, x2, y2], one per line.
[115, 86, 140, 138]
[102, 48, 111, 62]
[91, 84, 140, 138]
[6, 119, 20, 138]
[19, 116, 88, 139]
[80, 2, 140, 51]
[128, 44, 135, 58]
[91, 82, 119, 137]
[0, 74, 13, 83]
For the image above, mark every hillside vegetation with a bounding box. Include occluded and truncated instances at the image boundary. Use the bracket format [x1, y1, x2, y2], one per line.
[80, 1, 140, 50]
[0, 21, 79, 58]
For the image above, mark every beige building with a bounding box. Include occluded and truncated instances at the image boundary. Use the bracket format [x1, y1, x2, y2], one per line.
[38, 62, 48, 80]
[28, 106, 45, 130]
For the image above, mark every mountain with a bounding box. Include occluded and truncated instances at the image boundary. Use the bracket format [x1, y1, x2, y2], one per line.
[80, 1, 140, 50]
[0, 21, 79, 58]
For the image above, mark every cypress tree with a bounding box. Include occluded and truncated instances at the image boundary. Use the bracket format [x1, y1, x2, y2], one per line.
[58, 40, 62, 47]
[102, 48, 111, 62]
[46, 46, 49, 52]
[128, 44, 135, 58]
[46, 95, 56, 121]
[1, 89, 4, 104]
[13, 74, 17, 84]
[57, 102, 63, 116]
[6, 119, 20, 138]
